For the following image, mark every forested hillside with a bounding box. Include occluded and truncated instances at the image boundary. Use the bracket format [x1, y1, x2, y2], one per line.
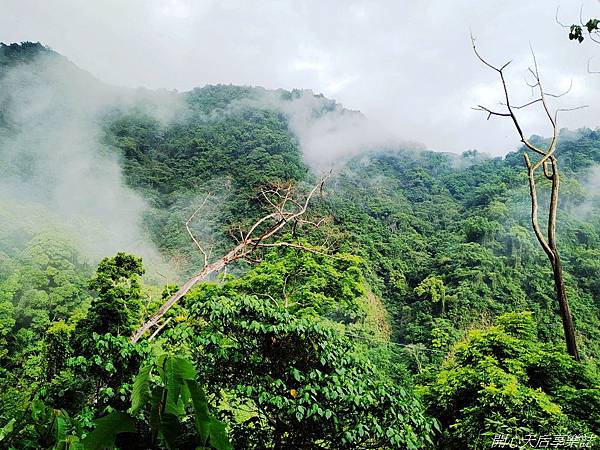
[0, 42, 598, 449]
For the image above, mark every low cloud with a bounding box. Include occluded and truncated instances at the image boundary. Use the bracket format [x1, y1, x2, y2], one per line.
[232, 89, 423, 171]
[577, 165, 600, 218]
[3, 0, 599, 156]
[0, 48, 183, 274]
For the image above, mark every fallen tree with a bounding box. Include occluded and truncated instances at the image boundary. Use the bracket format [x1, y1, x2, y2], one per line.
[130, 174, 330, 343]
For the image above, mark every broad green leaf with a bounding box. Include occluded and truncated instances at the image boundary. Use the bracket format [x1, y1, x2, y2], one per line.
[159, 413, 182, 450]
[164, 356, 196, 415]
[169, 356, 197, 380]
[82, 411, 135, 450]
[184, 378, 210, 441]
[149, 387, 164, 443]
[130, 364, 153, 414]
[208, 417, 232, 450]
[54, 414, 66, 443]
[0, 418, 15, 441]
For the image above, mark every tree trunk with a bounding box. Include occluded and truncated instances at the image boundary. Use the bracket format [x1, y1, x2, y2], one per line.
[130, 256, 229, 342]
[550, 252, 580, 360]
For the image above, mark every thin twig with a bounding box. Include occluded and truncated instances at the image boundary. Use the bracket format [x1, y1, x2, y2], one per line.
[149, 317, 172, 341]
[186, 193, 211, 267]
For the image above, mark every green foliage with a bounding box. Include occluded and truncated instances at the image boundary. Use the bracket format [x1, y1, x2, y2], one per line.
[226, 247, 366, 320]
[569, 24, 585, 43]
[323, 130, 600, 362]
[0, 42, 56, 67]
[155, 250, 436, 449]
[84, 354, 231, 450]
[568, 18, 599, 43]
[82, 411, 135, 450]
[0, 233, 91, 337]
[0, 397, 86, 449]
[77, 252, 144, 338]
[415, 275, 448, 315]
[0, 294, 14, 360]
[102, 88, 308, 275]
[0, 232, 93, 401]
[44, 320, 75, 381]
[1, 354, 230, 450]
[70, 332, 150, 401]
[424, 312, 599, 449]
[99, 82, 600, 363]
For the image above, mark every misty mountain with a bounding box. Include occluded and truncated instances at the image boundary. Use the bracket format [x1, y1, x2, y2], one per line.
[3, 41, 600, 350]
[1, 42, 599, 449]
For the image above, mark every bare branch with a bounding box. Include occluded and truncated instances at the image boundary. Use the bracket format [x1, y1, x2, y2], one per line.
[508, 98, 542, 110]
[588, 33, 600, 44]
[261, 189, 280, 210]
[543, 159, 553, 180]
[525, 70, 541, 89]
[523, 152, 553, 259]
[555, 6, 570, 28]
[242, 255, 263, 264]
[296, 216, 330, 228]
[529, 44, 557, 141]
[149, 317, 172, 341]
[470, 33, 510, 73]
[472, 105, 511, 120]
[256, 241, 338, 258]
[545, 78, 573, 98]
[186, 193, 211, 267]
[588, 57, 600, 74]
[580, 4, 586, 27]
[470, 36, 547, 157]
[555, 105, 589, 114]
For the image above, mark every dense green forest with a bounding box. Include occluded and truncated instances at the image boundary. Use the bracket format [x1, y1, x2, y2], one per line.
[0, 42, 598, 449]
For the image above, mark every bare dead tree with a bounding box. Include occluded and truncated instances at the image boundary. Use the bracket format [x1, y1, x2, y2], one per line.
[130, 174, 331, 343]
[471, 36, 586, 360]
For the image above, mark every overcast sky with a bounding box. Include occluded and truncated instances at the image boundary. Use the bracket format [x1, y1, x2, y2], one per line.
[2, 0, 600, 155]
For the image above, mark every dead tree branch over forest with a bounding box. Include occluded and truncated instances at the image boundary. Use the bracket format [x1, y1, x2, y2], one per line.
[471, 36, 586, 360]
[130, 174, 331, 343]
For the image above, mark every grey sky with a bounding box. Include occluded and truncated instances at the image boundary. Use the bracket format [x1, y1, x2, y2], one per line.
[2, 0, 600, 155]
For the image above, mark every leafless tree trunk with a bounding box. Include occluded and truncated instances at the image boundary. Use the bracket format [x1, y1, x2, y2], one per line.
[130, 174, 330, 343]
[472, 37, 585, 360]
